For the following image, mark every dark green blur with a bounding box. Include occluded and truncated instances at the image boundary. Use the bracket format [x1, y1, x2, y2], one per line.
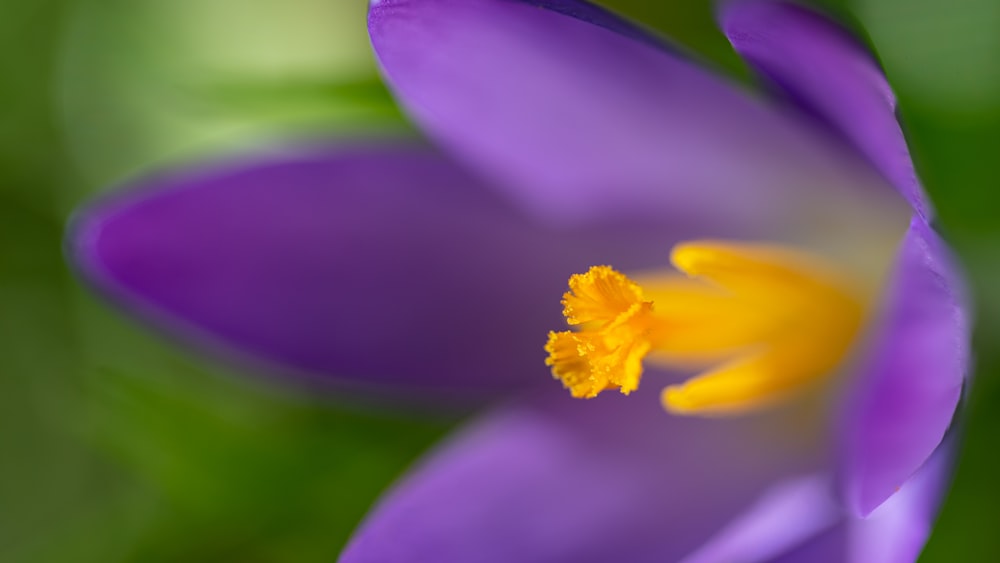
[0, 0, 996, 561]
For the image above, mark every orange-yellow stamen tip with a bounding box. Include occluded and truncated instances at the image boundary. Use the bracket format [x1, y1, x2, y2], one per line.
[545, 242, 867, 416]
[545, 266, 654, 398]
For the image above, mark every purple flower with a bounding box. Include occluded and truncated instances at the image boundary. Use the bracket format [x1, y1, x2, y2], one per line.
[67, 0, 969, 561]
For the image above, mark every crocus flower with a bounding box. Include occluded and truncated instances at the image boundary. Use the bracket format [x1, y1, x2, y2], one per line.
[67, 0, 969, 561]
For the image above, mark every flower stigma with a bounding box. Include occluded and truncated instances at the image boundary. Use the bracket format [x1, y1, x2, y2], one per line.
[544, 241, 867, 416]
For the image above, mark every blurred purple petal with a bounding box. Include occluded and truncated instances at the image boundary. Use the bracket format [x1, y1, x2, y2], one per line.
[721, 0, 931, 219]
[771, 445, 951, 562]
[340, 385, 826, 563]
[721, 0, 967, 524]
[681, 474, 840, 562]
[847, 442, 953, 562]
[369, 0, 905, 241]
[769, 526, 847, 563]
[839, 219, 969, 516]
[740, 443, 952, 563]
[69, 144, 690, 394]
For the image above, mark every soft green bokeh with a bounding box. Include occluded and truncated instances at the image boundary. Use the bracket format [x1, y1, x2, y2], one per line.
[860, 0, 1000, 116]
[1, 0, 998, 561]
[59, 0, 405, 188]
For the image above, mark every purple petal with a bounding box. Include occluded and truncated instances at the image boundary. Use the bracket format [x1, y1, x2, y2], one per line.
[69, 144, 698, 394]
[839, 219, 969, 516]
[721, 0, 932, 219]
[369, 0, 907, 243]
[769, 526, 846, 563]
[680, 474, 841, 563]
[847, 442, 953, 562]
[754, 443, 951, 562]
[340, 385, 827, 563]
[687, 445, 952, 562]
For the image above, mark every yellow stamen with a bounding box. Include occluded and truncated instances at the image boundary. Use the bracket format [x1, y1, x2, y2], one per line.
[544, 266, 654, 398]
[544, 241, 866, 416]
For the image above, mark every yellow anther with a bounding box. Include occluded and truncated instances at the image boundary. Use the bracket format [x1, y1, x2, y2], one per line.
[562, 265, 646, 326]
[544, 241, 866, 416]
[545, 266, 654, 398]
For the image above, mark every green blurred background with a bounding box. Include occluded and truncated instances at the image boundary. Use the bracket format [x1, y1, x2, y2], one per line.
[1, 0, 997, 560]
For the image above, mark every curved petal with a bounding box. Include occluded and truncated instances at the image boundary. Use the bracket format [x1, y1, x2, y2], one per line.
[756, 443, 954, 563]
[721, 0, 932, 219]
[770, 527, 847, 563]
[684, 444, 952, 562]
[369, 0, 909, 254]
[847, 442, 953, 563]
[680, 474, 841, 563]
[770, 447, 950, 562]
[340, 385, 827, 563]
[68, 144, 695, 395]
[838, 219, 969, 516]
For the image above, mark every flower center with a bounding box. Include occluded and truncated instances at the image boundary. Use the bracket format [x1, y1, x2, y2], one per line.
[544, 240, 867, 416]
